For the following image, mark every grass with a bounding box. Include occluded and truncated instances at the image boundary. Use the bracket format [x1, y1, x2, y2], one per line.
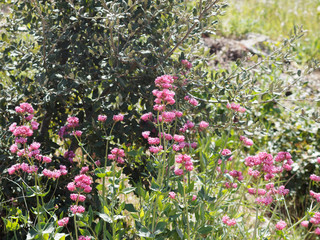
[218, 0, 320, 64]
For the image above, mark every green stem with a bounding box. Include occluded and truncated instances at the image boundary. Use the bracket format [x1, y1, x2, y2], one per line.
[112, 161, 117, 240]
[183, 181, 191, 240]
[252, 181, 261, 240]
[74, 214, 78, 240]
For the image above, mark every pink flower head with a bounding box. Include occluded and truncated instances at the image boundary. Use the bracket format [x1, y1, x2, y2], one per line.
[315, 227, 320, 235]
[80, 166, 89, 174]
[142, 131, 150, 139]
[70, 193, 86, 202]
[192, 195, 197, 201]
[169, 192, 176, 199]
[13, 125, 33, 137]
[181, 59, 192, 69]
[19, 102, 34, 114]
[25, 114, 34, 121]
[275, 220, 286, 230]
[301, 221, 309, 228]
[310, 174, 320, 182]
[98, 115, 107, 122]
[174, 168, 184, 176]
[58, 217, 69, 227]
[188, 98, 198, 106]
[78, 236, 91, 240]
[155, 75, 174, 89]
[31, 121, 39, 130]
[42, 156, 52, 163]
[9, 144, 19, 154]
[317, 158, 320, 164]
[72, 130, 82, 137]
[67, 116, 79, 128]
[9, 123, 17, 132]
[113, 114, 124, 122]
[70, 205, 85, 214]
[199, 121, 209, 130]
[141, 112, 153, 121]
[148, 137, 160, 145]
[173, 134, 185, 143]
[221, 149, 231, 156]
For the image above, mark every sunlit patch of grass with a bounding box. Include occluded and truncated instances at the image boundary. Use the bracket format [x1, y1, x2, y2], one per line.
[219, 0, 320, 63]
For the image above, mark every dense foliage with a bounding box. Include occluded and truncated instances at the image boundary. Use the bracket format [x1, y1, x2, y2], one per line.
[1, 0, 320, 239]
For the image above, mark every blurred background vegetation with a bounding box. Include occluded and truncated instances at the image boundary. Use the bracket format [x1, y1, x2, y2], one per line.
[218, 0, 320, 64]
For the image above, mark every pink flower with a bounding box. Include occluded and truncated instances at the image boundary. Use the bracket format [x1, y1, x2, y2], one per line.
[13, 125, 33, 137]
[70, 194, 86, 202]
[9, 144, 19, 153]
[148, 137, 160, 145]
[169, 192, 176, 199]
[315, 227, 320, 235]
[310, 174, 320, 182]
[42, 156, 52, 163]
[31, 121, 39, 130]
[73, 130, 82, 137]
[221, 149, 231, 156]
[80, 166, 89, 174]
[222, 215, 230, 224]
[155, 75, 174, 89]
[301, 221, 309, 228]
[58, 217, 69, 227]
[9, 123, 17, 132]
[70, 205, 85, 214]
[25, 114, 34, 121]
[67, 182, 76, 192]
[141, 112, 153, 121]
[317, 158, 320, 164]
[199, 121, 209, 129]
[275, 220, 286, 230]
[173, 134, 185, 143]
[142, 131, 150, 139]
[67, 116, 79, 128]
[98, 115, 107, 122]
[113, 114, 124, 122]
[19, 103, 34, 114]
[181, 59, 192, 69]
[227, 219, 237, 226]
[192, 195, 197, 201]
[78, 236, 91, 240]
[188, 98, 198, 106]
[174, 168, 184, 176]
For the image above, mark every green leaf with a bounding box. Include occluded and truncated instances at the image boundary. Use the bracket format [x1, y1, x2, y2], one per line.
[150, 178, 160, 192]
[154, 222, 166, 235]
[198, 225, 213, 234]
[124, 204, 138, 212]
[122, 187, 136, 194]
[95, 221, 102, 235]
[175, 226, 183, 240]
[54, 233, 68, 240]
[177, 181, 184, 195]
[98, 213, 113, 223]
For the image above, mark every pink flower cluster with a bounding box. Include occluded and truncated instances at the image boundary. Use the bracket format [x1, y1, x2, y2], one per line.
[113, 114, 124, 122]
[240, 136, 253, 146]
[199, 121, 209, 130]
[184, 96, 198, 106]
[57, 217, 69, 227]
[181, 59, 192, 70]
[222, 215, 237, 226]
[42, 165, 67, 179]
[310, 174, 320, 182]
[310, 212, 320, 225]
[248, 184, 289, 205]
[15, 102, 34, 114]
[179, 120, 195, 133]
[275, 220, 287, 230]
[67, 174, 92, 214]
[174, 154, 193, 175]
[245, 152, 293, 181]
[67, 116, 79, 128]
[67, 174, 93, 193]
[108, 148, 125, 164]
[153, 88, 175, 111]
[98, 114, 107, 122]
[8, 163, 38, 175]
[78, 236, 91, 240]
[155, 75, 174, 89]
[310, 190, 320, 202]
[169, 192, 176, 199]
[226, 102, 246, 113]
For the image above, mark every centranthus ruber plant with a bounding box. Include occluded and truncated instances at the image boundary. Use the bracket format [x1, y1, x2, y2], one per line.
[4, 62, 317, 240]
